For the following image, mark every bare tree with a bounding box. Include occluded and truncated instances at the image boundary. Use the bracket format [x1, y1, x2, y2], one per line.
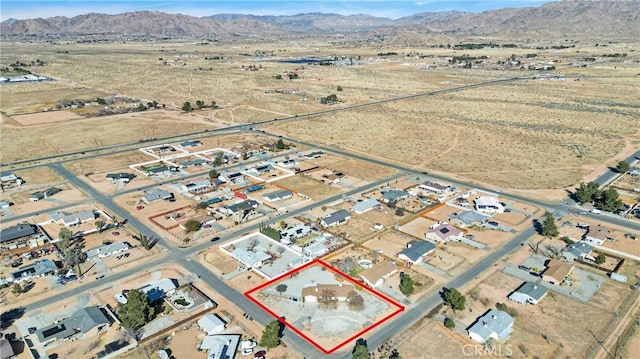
[249, 238, 259, 251]
[347, 291, 364, 310]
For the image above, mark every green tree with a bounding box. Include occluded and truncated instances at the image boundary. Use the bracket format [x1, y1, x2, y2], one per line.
[117, 289, 151, 330]
[184, 220, 201, 232]
[540, 212, 559, 237]
[197, 202, 209, 210]
[62, 246, 87, 276]
[352, 342, 370, 359]
[443, 288, 466, 314]
[337, 85, 343, 91]
[209, 169, 219, 179]
[595, 187, 622, 212]
[496, 302, 507, 311]
[259, 320, 281, 349]
[96, 98, 106, 105]
[275, 284, 287, 293]
[399, 275, 414, 295]
[195, 100, 204, 109]
[95, 219, 106, 232]
[389, 349, 402, 359]
[276, 139, 286, 150]
[58, 227, 73, 242]
[181, 102, 193, 112]
[139, 232, 150, 250]
[213, 153, 223, 166]
[210, 100, 217, 108]
[574, 181, 600, 204]
[616, 161, 630, 173]
[11, 283, 22, 296]
[595, 253, 606, 264]
[444, 317, 455, 330]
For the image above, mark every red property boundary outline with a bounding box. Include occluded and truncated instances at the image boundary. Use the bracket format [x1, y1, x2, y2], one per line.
[244, 258, 405, 354]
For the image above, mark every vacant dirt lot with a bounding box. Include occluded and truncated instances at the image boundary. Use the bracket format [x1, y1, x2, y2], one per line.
[277, 173, 343, 200]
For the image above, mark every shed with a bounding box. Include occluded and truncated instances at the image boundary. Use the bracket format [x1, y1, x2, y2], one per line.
[198, 314, 226, 335]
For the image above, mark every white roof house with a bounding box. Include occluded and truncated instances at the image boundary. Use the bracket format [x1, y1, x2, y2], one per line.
[425, 222, 463, 243]
[280, 224, 312, 244]
[467, 310, 515, 344]
[508, 282, 549, 305]
[303, 242, 327, 258]
[142, 189, 173, 203]
[198, 314, 226, 335]
[231, 247, 271, 267]
[474, 196, 505, 214]
[352, 199, 381, 214]
[86, 242, 130, 260]
[201, 334, 241, 359]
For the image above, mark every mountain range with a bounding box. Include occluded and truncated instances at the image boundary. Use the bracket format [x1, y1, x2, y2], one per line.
[1, 1, 638, 40]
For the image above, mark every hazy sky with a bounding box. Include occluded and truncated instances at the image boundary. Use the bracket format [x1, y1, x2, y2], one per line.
[1, 0, 551, 21]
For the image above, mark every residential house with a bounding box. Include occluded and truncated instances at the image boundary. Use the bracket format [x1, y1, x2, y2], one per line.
[322, 172, 345, 184]
[320, 209, 351, 227]
[231, 246, 271, 267]
[181, 180, 213, 194]
[220, 200, 259, 216]
[474, 196, 505, 214]
[142, 189, 174, 203]
[508, 282, 549, 305]
[380, 189, 410, 203]
[0, 200, 11, 209]
[425, 222, 463, 243]
[49, 210, 97, 227]
[448, 211, 490, 227]
[29, 187, 62, 201]
[0, 172, 23, 187]
[262, 189, 293, 202]
[359, 261, 398, 288]
[179, 140, 203, 148]
[629, 167, 640, 176]
[144, 165, 173, 177]
[542, 259, 574, 285]
[397, 240, 436, 265]
[86, 242, 130, 261]
[10, 259, 57, 282]
[200, 334, 241, 359]
[219, 172, 244, 184]
[280, 224, 312, 244]
[304, 151, 325, 159]
[180, 158, 208, 168]
[584, 225, 617, 246]
[352, 199, 380, 214]
[303, 242, 327, 258]
[157, 145, 175, 153]
[419, 181, 450, 194]
[0, 223, 37, 245]
[467, 309, 514, 344]
[278, 159, 299, 168]
[105, 173, 135, 183]
[139, 278, 178, 303]
[561, 241, 594, 262]
[198, 314, 226, 335]
[35, 306, 111, 345]
[302, 283, 354, 302]
[247, 164, 274, 176]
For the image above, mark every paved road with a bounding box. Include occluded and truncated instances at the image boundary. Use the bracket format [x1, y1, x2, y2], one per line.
[2, 76, 530, 170]
[328, 226, 538, 358]
[256, 131, 640, 233]
[593, 150, 640, 187]
[48, 163, 166, 246]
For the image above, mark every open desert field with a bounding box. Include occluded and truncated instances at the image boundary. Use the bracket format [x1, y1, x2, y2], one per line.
[2, 41, 638, 193]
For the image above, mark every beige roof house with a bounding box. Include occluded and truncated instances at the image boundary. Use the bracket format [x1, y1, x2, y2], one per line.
[542, 260, 574, 285]
[359, 261, 398, 287]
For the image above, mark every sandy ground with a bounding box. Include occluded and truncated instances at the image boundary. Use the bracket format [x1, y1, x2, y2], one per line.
[11, 110, 82, 125]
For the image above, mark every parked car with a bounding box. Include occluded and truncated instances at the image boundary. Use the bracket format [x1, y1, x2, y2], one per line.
[211, 236, 221, 242]
[242, 348, 254, 356]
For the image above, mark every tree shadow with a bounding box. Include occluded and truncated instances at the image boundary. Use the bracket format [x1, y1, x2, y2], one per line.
[0, 307, 25, 330]
[565, 189, 579, 203]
